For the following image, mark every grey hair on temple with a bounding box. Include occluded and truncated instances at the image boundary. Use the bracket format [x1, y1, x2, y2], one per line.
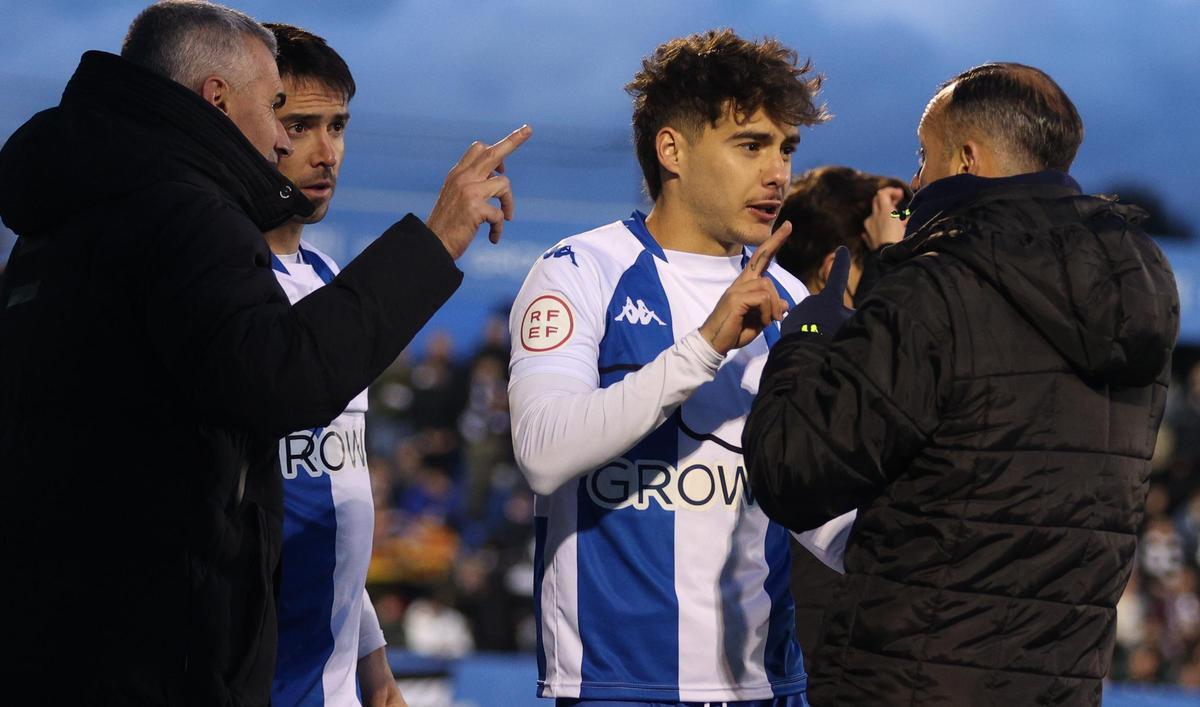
[120, 0, 277, 92]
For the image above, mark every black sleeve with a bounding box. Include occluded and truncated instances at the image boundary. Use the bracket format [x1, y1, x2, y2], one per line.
[144, 191, 462, 438]
[852, 246, 886, 306]
[744, 264, 952, 532]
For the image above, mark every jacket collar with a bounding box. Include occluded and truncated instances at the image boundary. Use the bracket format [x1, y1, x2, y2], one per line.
[60, 51, 312, 231]
[904, 170, 1081, 239]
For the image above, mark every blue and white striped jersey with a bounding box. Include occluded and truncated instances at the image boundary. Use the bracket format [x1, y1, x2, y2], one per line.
[509, 212, 809, 702]
[270, 243, 386, 707]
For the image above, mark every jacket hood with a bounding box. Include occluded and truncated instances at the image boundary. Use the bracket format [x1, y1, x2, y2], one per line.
[0, 51, 311, 237]
[885, 172, 1179, 387]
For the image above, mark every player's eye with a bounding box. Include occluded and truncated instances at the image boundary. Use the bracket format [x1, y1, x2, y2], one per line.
[741, 142, 761, 152]
[781, 144, 796, 156]
[288, 123, 306, 135]
[331, 122, 346, 134]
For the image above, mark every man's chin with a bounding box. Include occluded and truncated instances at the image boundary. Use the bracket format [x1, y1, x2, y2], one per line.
[297, 203, 330, 225]
[730, 223, 773, 248]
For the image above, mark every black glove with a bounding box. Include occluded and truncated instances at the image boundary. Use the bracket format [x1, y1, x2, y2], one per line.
[780, 246, 854, 339]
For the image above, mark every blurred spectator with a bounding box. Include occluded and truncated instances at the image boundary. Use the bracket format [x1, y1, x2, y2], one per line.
[403, 586, 475, 658]
[775, 165, 910, 307]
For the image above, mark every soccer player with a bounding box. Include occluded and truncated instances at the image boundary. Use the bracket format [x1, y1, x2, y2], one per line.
[262, 24, 404, 707]
[508, 30, 833, 705]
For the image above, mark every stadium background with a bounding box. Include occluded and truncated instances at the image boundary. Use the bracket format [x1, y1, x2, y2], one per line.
[1, 1, 1198, 704]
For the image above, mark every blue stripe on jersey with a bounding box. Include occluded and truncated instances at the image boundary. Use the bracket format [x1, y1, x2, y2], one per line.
[597, 250, 672, 380]
[575, 420, 680, 700]
[621, 211, 667, 262]
[273, 439, 339, 707]
[271, 254, 290, 275]
[764, 270, 797, 310]
[577, 246, 680, 700]
[762, 521, 805, 691]
[533, 515, 549, 693]
[300, 246, 336, 285]
[763, 270, 795, 348]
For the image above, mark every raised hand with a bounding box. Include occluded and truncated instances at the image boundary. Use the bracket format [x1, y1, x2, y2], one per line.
[699, 221, 792, 355]
[426, 125, 533, 260]
[780, 245, 853, 339]
[862, 186, 907, 251]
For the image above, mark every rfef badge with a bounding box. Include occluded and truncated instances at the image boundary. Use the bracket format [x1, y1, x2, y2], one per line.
[520, 294, 574, 352]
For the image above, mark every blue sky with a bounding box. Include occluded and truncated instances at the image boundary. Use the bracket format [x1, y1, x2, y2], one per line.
[2, 0, 1198, 347]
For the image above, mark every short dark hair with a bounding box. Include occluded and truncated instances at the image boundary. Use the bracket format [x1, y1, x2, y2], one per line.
[776, 166, 910, 287]
[626, 29, 827, 200]
[263, 23, 356, 102]
[122, 0, 276, 91]
[938, 62, 1083, 172]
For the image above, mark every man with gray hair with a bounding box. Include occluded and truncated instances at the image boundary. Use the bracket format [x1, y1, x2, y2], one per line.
[0, 1, 529, 704]
[745, 62, 1179, 705]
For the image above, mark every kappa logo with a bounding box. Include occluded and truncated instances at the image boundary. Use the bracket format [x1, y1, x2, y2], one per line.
[614, 296, 665, 326]
[542, 245, 578, 267]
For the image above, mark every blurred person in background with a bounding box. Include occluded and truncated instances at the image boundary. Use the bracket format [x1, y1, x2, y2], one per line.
[745, 62, 1179, 705]
[775, 165, 909, 307]
[508, 29, 845, 706]
[0, 0, 530, 702]
[770, 165, 909, 671]
[260, 23, 402, 707]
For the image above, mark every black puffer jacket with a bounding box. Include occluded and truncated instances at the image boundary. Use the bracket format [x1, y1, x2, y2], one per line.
[744, 172, 1178, 706]
[0, 52, 461, 705]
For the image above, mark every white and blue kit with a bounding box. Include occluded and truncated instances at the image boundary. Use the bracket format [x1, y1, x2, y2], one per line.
[509, 212, 848, 703]
[270, 243, 386, 707]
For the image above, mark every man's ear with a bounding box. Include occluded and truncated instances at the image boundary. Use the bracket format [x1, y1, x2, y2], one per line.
[958, 140, 979, 175]
[815, 249, 838, 290]
[200, 75, 232, 116]
[656, 126, 685, 180]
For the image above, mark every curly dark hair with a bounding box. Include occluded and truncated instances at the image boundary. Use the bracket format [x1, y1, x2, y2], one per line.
[625, 29, 827, 200]
[775, 166, 910, 287]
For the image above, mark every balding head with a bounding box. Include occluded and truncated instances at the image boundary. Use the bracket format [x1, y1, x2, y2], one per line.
[921, 63, 1084, 177]
[914, 62, 1083, 189]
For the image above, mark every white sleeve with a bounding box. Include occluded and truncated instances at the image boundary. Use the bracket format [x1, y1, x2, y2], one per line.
[509, 329, 724, 495]
[357, 588, 387, 659]
[792, 509, 857, 574]
[507, 241, 724, 495]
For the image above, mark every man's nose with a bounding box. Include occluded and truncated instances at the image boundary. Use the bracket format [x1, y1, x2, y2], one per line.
[764, 152, 788, 187]
[275, 118, 294, 159]
[313, 131, 337, 168]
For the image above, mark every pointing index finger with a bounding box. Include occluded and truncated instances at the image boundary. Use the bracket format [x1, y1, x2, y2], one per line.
[824, 245, 852, 299]
[739, 220, 792, 281]
[472, 124, 533, 174]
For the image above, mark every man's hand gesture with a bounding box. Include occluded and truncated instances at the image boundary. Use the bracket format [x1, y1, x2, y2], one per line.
[426, 125, 533, 260]
[862, 186, 906, 250]
[699, 221, 792, 356]
[780, 245, 854, 339]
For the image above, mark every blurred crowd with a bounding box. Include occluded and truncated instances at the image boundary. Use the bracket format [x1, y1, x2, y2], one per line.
[361, 308, 1200, 690]
[1112, 360, 1200, 687]
[364, 312, 537, 658]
